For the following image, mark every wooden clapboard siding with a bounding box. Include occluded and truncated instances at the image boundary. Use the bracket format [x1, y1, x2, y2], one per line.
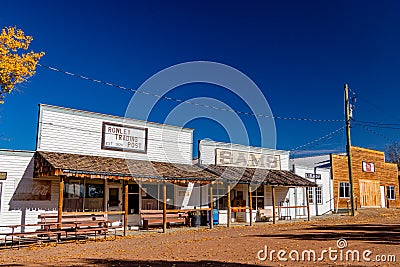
[331, 146, 400, 209]
[37, 104, 193, 164]
[0, 150, 59, 233]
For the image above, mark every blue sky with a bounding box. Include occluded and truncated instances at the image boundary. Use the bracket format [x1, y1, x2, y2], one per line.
[1, 1, 400, 157]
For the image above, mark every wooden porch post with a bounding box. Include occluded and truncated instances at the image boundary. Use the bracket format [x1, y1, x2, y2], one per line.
[163, 182, 167, 233]
[209, 184, 213, 229]
[124, 181, 129, 236]
[306, 187, 310, 221]
[103, 179, 108, 213]
[272, 186, 276, 224]
[249, 184, 253, 226]
[227, 183, 231, 227]
[58, 177, 64, 229]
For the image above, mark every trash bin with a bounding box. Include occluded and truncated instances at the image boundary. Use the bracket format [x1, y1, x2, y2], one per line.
[191, 212, 201, 227]
[200, 210, 208, 226]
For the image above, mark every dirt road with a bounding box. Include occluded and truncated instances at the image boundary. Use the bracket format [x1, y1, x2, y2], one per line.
[0, 208, 398, 266]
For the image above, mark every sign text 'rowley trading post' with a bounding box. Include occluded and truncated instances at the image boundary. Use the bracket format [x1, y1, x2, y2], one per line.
[102, 122, 148, 153]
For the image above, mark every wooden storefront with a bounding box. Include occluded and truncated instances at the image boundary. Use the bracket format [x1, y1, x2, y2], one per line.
[331, 146, 400, 209]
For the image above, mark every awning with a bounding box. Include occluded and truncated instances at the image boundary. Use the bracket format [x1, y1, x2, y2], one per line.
[205, 164, 317, 187]
[34, 151, 218, 184]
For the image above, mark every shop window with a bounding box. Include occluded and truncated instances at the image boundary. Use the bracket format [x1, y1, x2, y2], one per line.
[339, 182, 350, 198]
[212, 187, 228, 210]
[252, 186, 265, 209]
[64, 181, 84, 198]
[308, 187, 314, 204]
[316, 186, 323, 204]
[387, 186, 395, 200]
[86, 184, 104, 198]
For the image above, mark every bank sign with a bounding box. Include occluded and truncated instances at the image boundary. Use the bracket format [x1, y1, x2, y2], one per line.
[102, 122, 148, 153]
[215, 148, 281, 169]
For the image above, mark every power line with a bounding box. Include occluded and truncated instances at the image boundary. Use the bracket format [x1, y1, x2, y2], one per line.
[354, 122, 398, 143]
[353, 119, 400, 128]
[38, 63, 344, 123]
[290, 126, 345, 152]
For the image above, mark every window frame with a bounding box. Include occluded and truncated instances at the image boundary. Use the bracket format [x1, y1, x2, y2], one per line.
[387, 186, 395, 200]
[316, 186, 323, 205]
[308, 187, 314, 204]
[339, 182, 350, 198]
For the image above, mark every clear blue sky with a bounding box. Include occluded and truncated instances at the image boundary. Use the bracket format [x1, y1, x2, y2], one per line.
[1, 1, 400, 157]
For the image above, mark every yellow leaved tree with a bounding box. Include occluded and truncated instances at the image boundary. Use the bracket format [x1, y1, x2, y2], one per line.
[0, 26, 44, 104]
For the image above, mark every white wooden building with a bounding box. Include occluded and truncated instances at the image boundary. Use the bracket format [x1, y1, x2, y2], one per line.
[291, 155, 334, 216]
[0, 104, 315, 230]
[0, 150, 59, 233]
[0, 104, 216, 229]
[198, 140, 315, 223]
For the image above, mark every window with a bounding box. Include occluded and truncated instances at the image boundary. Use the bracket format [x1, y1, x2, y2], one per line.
[86, 184, 104, 198]
[339, 182, 350, 198]
[252, 186, 265, 209]
[316, 186, 322, 204]
[308, 187, 314, 204]
[64, 181, 84, 198]
[387, 186, 395, 200]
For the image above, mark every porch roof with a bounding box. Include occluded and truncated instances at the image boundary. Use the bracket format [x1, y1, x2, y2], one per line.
[34, 151, 218, 183]
[205, 165, 317, 187]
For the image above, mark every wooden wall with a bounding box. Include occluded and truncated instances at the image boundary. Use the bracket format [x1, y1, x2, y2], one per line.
[331, 146, 400, 209]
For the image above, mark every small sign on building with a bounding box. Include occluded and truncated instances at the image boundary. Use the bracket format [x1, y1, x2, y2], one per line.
[0, 172, 7, 180]
[102, 122, 148, 153]
[305, 173, 321, 179]
[362, 161, 375, 173]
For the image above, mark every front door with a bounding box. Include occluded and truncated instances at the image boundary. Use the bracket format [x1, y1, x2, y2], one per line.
[108, 187, 122, 211]
[380, 186, 386, 208]
[359, 180, 380, 207]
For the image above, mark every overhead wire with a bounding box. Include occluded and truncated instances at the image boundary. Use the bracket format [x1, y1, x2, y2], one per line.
[37, 63, 344, 123]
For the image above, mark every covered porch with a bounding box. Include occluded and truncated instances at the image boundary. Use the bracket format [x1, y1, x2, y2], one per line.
[34, 151, 219, 234]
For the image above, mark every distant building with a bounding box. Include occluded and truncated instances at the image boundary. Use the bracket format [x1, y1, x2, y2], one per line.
[291, 155, 334, 216]
[292, 147, 400, 214]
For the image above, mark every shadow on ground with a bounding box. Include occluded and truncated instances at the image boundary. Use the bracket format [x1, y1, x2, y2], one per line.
[248, 224, 400, 245]
[42, 259, 268, 267]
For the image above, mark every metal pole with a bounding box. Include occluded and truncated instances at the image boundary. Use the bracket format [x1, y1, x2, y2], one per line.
[345, 83, 356, 216]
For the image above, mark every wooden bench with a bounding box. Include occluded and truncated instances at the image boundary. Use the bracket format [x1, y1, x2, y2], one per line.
[140, 210, 189, 230]
[38, 213, 118, 241]
[2, 223, 64, 249]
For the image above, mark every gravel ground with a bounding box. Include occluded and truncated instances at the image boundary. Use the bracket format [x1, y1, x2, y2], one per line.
[0, 208, 398, 266]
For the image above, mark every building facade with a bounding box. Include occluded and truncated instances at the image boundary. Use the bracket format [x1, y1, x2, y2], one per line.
[331, 146, 400, 209]
[291, 155, 334, 216]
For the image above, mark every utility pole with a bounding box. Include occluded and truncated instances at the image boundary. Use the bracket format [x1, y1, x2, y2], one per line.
[344, 83, 356, 216]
